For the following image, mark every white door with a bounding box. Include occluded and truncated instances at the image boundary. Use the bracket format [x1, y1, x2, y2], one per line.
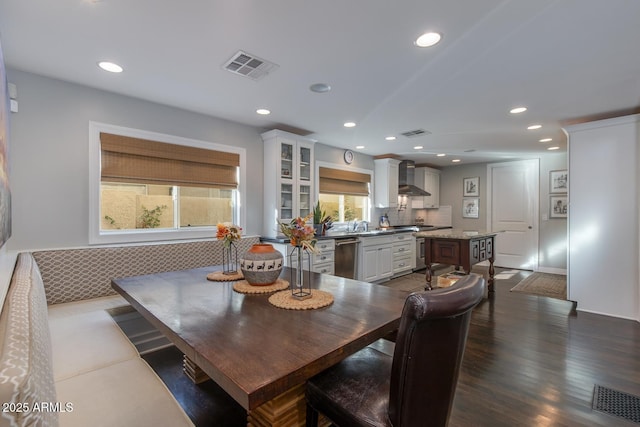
[487, 159, 539, 270]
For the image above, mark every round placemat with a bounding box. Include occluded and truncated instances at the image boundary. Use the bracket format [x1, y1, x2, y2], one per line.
[207, 271, 244, 282]
[268, 289, 334, 310]
[233, 278, 289, 294]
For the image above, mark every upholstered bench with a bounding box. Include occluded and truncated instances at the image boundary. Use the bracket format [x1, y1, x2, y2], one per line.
[0, 237, 260, 427]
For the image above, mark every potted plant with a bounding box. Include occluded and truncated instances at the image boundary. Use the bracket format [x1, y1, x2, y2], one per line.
[312, 201, 332, 236]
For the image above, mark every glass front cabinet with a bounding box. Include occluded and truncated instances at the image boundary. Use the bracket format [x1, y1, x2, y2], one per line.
[262, 130, 315, 237]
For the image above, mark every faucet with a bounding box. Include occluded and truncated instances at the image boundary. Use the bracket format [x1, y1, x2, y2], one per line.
[352, 220, 369, 232]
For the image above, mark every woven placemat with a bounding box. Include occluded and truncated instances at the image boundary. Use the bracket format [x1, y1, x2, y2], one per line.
[268, 289, 334, 310]
[207, 271, 244, 282]
[233, 278, 289, 294]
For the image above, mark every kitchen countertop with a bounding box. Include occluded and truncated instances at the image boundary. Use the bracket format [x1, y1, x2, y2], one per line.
[414, 229, 499, 239]
[261, 225, 453, 243]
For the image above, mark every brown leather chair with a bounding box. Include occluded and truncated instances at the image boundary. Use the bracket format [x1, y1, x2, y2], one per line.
[305, 274, 485, 427]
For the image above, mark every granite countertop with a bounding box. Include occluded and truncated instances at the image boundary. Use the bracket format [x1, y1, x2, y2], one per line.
[260, 229, 413, 244]
[414, 229, 499, 239]
[261, 225, 453, 243]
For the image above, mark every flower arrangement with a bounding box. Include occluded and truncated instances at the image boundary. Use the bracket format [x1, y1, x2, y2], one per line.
[278, 214, 317, 252]
[216, 223, 242, 247]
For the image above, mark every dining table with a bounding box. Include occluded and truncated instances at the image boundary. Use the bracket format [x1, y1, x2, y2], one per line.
[111, 266, 408, 427]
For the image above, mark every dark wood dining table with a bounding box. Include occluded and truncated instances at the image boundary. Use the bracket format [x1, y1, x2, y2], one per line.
[111, 266, 408, 427]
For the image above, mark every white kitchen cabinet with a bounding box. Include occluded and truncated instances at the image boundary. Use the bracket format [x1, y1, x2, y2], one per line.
[270, 239, 335, 275]
[262, 130, 315, 237]
[392, 232, 416, 276]
[311, 239, 335, 275]
[358, 235, 393, 282]
[411, 167, 440, 209]
[374, 158, 400, 208]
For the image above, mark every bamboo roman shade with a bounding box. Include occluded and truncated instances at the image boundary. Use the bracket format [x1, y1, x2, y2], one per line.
[100, 133, 239, 189]
[319, 167, 370, 196]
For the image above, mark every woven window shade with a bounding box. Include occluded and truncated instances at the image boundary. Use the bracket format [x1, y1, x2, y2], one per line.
[319, 167, 370, 196]
[100, 133, 239, 189]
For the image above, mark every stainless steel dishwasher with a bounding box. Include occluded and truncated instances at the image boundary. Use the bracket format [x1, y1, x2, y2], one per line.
[334, 237, 359, 279]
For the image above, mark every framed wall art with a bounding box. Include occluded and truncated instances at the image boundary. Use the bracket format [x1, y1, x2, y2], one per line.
[463, 177, 479, 196]
[550, 169, 568, 193]
[462, 198, 479, 218]
[550, 195, 567, 218]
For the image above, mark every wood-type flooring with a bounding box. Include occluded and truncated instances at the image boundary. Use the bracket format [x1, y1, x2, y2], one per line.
[143, 267, 640, 426]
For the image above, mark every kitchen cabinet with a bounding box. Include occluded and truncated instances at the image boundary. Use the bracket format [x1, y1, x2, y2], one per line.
[374, 158, 400, 208]
[270, 240, 335, 275]
[392, 232, 416, 276]
[311, 239, 335, 275]
[262, 130, 315, 237]
[411, 167, 440, 209]
[358, 235, 393, 282]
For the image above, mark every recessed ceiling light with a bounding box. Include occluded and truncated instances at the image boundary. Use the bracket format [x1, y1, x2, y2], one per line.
[452, 159, 461, 163]
[539, 138, 552, 142]
[414, 146, 423, 150]
[385, 136, 396, 141]
[344, 122, 356, 128]
[527, 124, 542, 130]
[256, 109, 271, 115]
[415, 32, 442, 48]
[437, 153, 446, 157]
[355, 145, 365, 149]
[97, 61, 123, 73]
[547, 146, 560, 151]
[310, 83, 331, 93]
[510, 107, 527, 114]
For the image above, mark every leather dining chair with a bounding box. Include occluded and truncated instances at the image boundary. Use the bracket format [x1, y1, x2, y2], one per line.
[305, 274, 485, 427]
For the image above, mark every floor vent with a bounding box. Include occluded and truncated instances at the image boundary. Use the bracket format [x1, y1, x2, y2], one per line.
[400, 129, 431, 138]
[223, 50, 279, 81]
[593, 384, 640, 424]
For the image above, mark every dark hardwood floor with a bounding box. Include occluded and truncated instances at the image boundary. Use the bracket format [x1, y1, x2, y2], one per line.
[144, 267, 640, 426]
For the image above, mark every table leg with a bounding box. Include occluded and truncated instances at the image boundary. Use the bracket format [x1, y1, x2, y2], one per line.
[425, 263, 433, 290]
[247, 383, 331, 427]
[183, 355, 210, 384]
[488, 257, 495, 293]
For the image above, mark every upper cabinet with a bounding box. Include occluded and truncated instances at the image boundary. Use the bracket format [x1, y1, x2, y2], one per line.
[262, 130, 315, 237]
[411, 167, 440, 209]
[374, 158, 400, 208]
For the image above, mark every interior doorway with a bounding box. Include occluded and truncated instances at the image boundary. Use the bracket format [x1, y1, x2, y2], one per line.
[487, 159, 539, 270]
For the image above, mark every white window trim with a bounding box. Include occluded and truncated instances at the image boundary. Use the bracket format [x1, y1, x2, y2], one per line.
[89, 121, 246, 245]
[314, 160, 373, 223]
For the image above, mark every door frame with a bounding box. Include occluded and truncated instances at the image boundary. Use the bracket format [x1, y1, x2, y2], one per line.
[486, 159, 540, 271]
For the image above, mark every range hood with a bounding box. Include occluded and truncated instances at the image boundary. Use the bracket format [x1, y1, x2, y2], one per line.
[398, 160, 431, 196]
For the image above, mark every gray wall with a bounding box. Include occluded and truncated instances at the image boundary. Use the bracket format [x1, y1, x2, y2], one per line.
[4, 68, 568, 271]
[6, 69, 265, 250]
[439, 153, 568, 271]
[314, 143, 374, 171]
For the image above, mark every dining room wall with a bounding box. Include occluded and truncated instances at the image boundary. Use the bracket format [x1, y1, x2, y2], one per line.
[5, 68, 265, 251]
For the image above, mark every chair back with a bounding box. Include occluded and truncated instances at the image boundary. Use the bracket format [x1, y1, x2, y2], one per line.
[388, 274, 485, 427]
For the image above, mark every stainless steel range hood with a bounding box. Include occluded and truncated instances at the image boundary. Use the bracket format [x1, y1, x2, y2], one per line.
[398, 160, 431, 196]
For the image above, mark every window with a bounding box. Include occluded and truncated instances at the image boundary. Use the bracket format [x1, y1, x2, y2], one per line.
[90, 122, 245, 244]
[317, 165, 371, 223]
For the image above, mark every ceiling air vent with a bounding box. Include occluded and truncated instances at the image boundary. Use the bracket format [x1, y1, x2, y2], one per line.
[223, 50, 279, 81]
[400, 129, 431, 138]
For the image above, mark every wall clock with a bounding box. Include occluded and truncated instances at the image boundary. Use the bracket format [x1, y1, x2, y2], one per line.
[344, 150, 354, 164]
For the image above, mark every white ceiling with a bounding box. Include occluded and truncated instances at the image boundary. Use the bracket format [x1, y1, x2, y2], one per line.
[1, 0, 639, 167]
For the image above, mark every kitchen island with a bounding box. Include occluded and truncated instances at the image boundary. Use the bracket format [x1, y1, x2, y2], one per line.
[415, 229, 498, 292]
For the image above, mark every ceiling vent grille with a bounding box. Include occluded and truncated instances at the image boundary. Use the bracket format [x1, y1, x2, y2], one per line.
[223, 50, 279, 81]
[400, 129, 431, 138]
